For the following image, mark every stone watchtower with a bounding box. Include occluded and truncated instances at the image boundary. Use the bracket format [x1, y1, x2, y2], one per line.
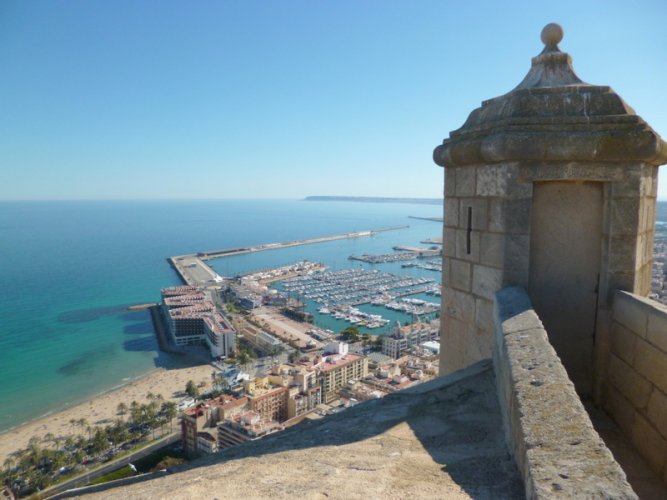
[434, 24, 667, 398]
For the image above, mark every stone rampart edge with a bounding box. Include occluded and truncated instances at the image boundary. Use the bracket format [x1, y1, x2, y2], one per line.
[493, 286, 636, 499]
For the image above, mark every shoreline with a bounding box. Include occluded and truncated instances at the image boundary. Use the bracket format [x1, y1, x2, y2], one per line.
[0, 355, 215, 461]
[0, 368, 161, 437]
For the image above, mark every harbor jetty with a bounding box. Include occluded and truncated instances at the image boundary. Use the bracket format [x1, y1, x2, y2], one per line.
[196, 226, 408, 260]
[168, 226, 409, 286]
[408, 216, 443, 222]
[127, 302, 157, 311]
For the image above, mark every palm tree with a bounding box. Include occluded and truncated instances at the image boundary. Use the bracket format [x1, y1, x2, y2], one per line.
[361, 333, 371, 347]
[237, 351, 250, 371]
[64, 436, 75, 451]
[213, 375, 227, 392]
[129, 401, 140, 425]
[3, 457, 15, 472]
[53, 435, 63, 451]
[117, 402, 128, 417]
[43, 432, 55, 448]
[185, 380, 199, 398]
[27, 436, 40, 452]
[77, 418, 88, 435]
[161, 402, 178, 433]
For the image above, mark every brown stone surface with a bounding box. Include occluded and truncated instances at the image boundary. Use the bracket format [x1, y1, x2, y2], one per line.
[493, 286, 637, 499]
[608, 354, 652, 410]
[647, 389, 667, 440]
[605, 386, 636, 438]
[634, 338, 667, 394]
[589, 405, 667, 500]
[631, 412, 667, 475]
[647, 303, 667, 354]
[81, 362, 523, 500]
[610, 322, 637, 365]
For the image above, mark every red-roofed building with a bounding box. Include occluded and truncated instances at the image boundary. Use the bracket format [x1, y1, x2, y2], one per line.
[181, 395, 248, 456]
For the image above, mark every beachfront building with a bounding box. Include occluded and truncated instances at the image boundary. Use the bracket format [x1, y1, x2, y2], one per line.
[160, 286, 236, 358]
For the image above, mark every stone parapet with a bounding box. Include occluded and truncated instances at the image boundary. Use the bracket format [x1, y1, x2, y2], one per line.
[493, 286, 636, 499]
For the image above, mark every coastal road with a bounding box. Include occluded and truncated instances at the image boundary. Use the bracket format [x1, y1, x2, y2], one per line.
[43, 432, 180, 499]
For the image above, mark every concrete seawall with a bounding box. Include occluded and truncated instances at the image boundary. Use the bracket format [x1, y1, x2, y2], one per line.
[168, 226, 410, 286]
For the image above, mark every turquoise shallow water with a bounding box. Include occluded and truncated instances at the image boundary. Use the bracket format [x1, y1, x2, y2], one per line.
[0, 200, 442, 433]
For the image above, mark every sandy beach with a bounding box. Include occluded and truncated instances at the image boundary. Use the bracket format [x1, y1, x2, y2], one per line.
[0, 356, 216, 461]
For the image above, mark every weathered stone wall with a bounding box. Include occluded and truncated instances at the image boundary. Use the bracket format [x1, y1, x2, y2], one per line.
[605, 290, 667, 483]
[493, 286, 636, 499]
[441, 162, 531, 374]
[441, 159, 659, 390]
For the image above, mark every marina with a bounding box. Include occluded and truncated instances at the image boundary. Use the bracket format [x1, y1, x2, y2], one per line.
[401, 259, 443, 272]
[349, 252, 419, 264]
[277, 268, 439, 329]
[348, 247, 440, 264]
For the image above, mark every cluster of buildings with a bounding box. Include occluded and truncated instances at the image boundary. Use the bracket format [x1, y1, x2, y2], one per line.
[650, 227, 667, 304]
[228, 261, 326, 311]
[160, 286, 236, 358]
[240, 323, 285, 354]
[180, 339, 440, 457]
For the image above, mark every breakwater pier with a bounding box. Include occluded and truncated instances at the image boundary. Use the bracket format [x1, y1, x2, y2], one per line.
[169, 226, 409, 286]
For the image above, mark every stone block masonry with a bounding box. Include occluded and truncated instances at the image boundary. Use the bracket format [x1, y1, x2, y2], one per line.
[605, 290, 667, 480]
[435, 23, 665, 390]
[493, 286, 635, 499]
[440, 162, 532, 374]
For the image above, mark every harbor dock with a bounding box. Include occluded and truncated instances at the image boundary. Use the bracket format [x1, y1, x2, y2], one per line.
[168, 226, 409, 286]
[195, 226, 408, 260]
[408, 216, 443, 222]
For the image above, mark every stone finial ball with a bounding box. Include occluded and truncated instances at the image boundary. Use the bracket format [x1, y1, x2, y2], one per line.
[541, 23, 563, 46]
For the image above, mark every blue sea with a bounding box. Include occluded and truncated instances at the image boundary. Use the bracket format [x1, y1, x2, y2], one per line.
[0, 200, 442, 433]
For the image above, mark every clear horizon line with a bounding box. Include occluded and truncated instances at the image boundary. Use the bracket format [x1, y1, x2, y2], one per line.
[0, 195, 446, 203]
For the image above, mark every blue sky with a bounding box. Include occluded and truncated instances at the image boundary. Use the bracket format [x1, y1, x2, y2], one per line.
[1, 1, 666, 200]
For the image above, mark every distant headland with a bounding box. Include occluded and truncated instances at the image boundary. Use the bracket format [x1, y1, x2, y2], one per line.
[304, 196, 443, 205]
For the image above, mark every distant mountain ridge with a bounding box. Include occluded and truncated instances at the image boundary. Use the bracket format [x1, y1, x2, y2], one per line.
[305, 196, 443, 205]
